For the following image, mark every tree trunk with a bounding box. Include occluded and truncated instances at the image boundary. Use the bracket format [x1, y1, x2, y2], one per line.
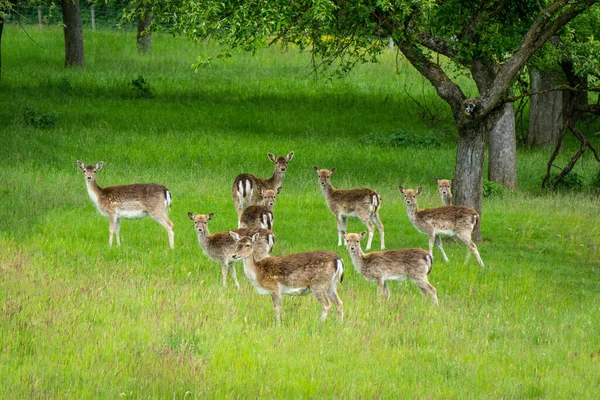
[90, 4, 96, 31]
[527, 69, 564, 147]
[137, 11, 153, 54]
[61, 0, 85, 68]
[488, 103, 518, 190]
[454, 121, 486, 242]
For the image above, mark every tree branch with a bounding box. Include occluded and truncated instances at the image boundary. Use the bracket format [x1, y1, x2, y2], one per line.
[479, 0, 597, 116]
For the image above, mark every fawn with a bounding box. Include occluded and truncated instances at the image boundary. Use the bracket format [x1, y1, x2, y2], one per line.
[398, 187, 484, 267]
[187, 212, 274, 288]
[342, 231, 437, 304]
[238, 187, 281, 230]
[76, 160, 174, 248]
[231, 232, 344, 324]
[314, 167, 384, 250]
[232, 152, 294, 216]
[436, 178, 453, 206]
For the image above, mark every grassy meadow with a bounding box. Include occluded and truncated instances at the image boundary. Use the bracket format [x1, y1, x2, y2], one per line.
[1, 25, 600, 398]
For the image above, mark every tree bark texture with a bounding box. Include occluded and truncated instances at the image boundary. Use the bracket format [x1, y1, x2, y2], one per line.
[454, 121, 486, 242]
[61, 0, 85, 68]
[137, 11, 153, 54]
[527, 69, 564, 147]
[488, 103, 518, 190]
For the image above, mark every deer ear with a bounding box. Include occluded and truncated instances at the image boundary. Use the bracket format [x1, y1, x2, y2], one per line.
[276, 187, 282, 194]
[330, 168, 336, 175]
[359, 231, 367, 240]
[95, 161, 104, 171]
[450, 178, 453, 184]
[229, 231, 241, 241]
[313, 166, 319, 173]
[267, 234, 275, 250]
[208, 212, 214, 220]
[340, 230, 346, 238]
[435, 178, 440, 184]
[252, 232, 260, 242]
[187, 212, 194, 220]
[399, 186, 405, 194]
[268, 153, 276, 163]
[286, 152, 294, 161]
[416, 187, 423, 195]
[77, 160, 86, 171]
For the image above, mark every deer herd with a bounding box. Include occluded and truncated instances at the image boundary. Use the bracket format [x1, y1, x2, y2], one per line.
[77, 153, 484, 324]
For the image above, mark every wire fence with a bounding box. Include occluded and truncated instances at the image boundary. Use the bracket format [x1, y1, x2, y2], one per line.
[7, 4, 135, 30]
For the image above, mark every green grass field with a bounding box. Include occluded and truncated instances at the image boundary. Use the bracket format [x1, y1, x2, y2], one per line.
[1, 26, 600, 398]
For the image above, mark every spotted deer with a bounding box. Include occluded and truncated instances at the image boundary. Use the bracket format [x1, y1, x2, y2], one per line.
[341, 231, 437, 304]
[436, 178, 453, 206]
[232, 152, 294, 216]
[314, 167, 384, 251]
[238, 187, 281, 230]
[76, 160, 174, 248]
[398, 187, 484, 267]
[187, 212, 275, 289]
[231, 232, 344, 325]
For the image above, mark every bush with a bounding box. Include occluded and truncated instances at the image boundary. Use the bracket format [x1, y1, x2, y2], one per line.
[551, 171, 584, 191]
[22, 106, 58, 129]
[483, 179, 507, 198]
[591, 169, 600, 189]
[130, 75, 154, 98]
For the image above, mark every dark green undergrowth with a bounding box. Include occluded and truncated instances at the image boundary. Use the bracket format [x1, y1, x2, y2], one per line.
[1, 26, 599, 398]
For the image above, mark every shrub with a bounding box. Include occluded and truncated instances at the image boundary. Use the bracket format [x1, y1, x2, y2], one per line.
[130, 75, 154, 98]
[591, 169, 600, 189]
[22, 106, 58, 129]
[551, 171, 584, 191]
[483, 179, 507, 198]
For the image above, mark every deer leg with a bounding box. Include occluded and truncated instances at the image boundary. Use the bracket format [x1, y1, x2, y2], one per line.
[271, 293, 282, 325]
[114, 217, 121, 246]
[220, 261, 228, 287]
[457, 233, 485, 267]
[328, 290, 344, 321]
[364, 219, 375, 251]
[435, 236, 449, 263]
[313, 290, 332, 321]
[108, 214, 118, 247]
[383, 281, 390, 299]
[337, 215, 348, 247]
[414, 279, 438, 305]
[152, 213, 175, 249]
[370, 213, 385, 250]
[228, 262, 240, 289]
[376, 277, 386, 297]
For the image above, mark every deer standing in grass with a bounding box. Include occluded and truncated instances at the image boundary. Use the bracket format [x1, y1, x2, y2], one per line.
[314, 167, 384, 250]
[232, 152, 294, 216]
[436, 178, 453, 206]
[187, 212, 274, 289]
[77, 161, 174, 248]
[238, 187, 281, 230]
[399, 187, 484, 267]
[341, 231, 437, 304]
[231, 232, 344, 325]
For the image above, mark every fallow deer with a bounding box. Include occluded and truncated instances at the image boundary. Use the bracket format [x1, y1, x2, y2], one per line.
[314, 167, 385, 250]
[76, 160, 174, 248]
[398, 187, 484, 267]
[341, 231, 437, 304]
[232, 152, 294, 216]
[436, 178, 453, 206]
[187, 212, 274, 288]
[231, 232, 344, 324]
[238, 187, 281, 230]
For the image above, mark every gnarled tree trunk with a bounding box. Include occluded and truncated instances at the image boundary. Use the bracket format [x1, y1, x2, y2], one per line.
[488, 103, 518, 190]
[454, 120, 486, 242]
[61, 0, 85, 68]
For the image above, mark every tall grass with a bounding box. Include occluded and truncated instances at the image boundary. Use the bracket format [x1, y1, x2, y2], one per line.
[1, 26, 599, 398]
